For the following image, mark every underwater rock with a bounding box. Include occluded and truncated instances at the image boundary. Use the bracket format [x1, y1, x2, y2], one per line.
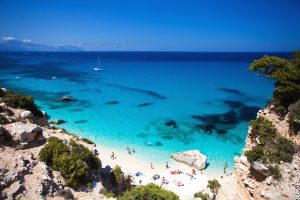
[171, 150, 207, 170]
[61, 96, 74, 101]
[155, 141, 163, 146]
[49, 119, 66, 125]
[138, 102, 153, 107]
[105, 100, 119, 105]
[165, 120, 178, 128]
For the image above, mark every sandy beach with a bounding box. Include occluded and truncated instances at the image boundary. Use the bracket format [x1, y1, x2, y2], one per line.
[95, 144, 211, 200]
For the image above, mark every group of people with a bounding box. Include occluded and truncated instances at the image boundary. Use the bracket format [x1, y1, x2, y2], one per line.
[126, 147, 136, 155]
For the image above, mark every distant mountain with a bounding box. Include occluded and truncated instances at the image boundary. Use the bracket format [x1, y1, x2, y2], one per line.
[0, 39, 84, 52]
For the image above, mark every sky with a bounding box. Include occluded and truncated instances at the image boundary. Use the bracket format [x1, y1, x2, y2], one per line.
[0, 0, 300, 51]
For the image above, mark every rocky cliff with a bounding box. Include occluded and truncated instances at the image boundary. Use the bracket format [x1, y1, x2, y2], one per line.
[217, 106, 300, 200]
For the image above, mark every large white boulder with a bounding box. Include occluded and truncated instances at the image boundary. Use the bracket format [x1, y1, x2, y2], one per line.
[171, 150, 207, 170]
[9, 122, 43, 142]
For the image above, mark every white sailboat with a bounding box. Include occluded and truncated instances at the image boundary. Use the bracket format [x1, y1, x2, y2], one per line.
[93, 57, 103, 71]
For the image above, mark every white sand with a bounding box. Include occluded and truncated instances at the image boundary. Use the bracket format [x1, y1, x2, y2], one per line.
[96, 145, 211, 200]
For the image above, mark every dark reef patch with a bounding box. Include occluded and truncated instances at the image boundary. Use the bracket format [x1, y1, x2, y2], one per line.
[137, 133, 148, 138]
[217, 88, 245, 96]
[69, 108, 83, 112]
[101, 82, 166, 100]
[138, 102, 154, 107]
[223, 100, 244, 109]
[105, 100, 119, 105]
[161, 135, 174, 140]
[239, 105, 260, 121]
[12, 61, 90, 84]
[164, 120, 178, 128]
[155, 141, 163, 146]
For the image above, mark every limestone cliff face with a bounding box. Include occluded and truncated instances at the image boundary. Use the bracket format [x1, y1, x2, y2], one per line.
[217, 107, 300, 200]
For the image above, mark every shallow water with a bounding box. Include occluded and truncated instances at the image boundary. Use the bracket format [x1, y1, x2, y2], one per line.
[0, 52, 289, 174]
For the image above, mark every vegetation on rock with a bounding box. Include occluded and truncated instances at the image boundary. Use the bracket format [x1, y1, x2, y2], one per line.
[288, 99, 300, 134]
[109, 165, 131, 195]
[119, 183, 180, 200]
[0, 114, 8, 125]
[245, 117, 296, 164]
[39, 137, 101, 189]
[0, 90, 43, 117]
[207, 179, 221, 195]
[248, 51, 300, 116]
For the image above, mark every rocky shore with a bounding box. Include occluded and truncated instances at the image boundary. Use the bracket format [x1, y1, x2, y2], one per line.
[0, 90, 112, 200]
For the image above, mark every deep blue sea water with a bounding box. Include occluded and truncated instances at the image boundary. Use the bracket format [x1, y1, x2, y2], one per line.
[0, 52, 290, 174]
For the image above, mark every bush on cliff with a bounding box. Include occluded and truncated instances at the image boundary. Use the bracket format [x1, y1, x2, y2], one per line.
[1, 90, 43, 117]
[39, 137, 101, 189]
[119, 183, 180, 200]
[248, 51, 300, 116]
[245, 117, 296, 164]
[288, 99, 300, 134]
[109, 165, 131, 195]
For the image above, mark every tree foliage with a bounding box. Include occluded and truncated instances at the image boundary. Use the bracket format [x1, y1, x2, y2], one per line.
[248, 51, 300, 115]
[109, 165, 131, 195]
[194, 191, 209, 200]
[39, 137, 101, 189]
[119, 183, 180, 200]
[207, 179, 221, 194]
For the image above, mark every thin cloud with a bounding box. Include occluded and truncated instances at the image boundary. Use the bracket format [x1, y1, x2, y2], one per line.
[2, 36, 15, 41]
[22, 38, 32, 43]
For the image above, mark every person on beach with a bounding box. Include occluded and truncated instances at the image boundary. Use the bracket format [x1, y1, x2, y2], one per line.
[111, 152, 116, 160]
[224, 162, 228, 174]
[192, 169, 196, 175]
[139, 179, 142, 185]
[166, 161, 169, 169]
[132, 148, 136, 153]
[150, 162, 154, 169]
[126, 147, 132, 155]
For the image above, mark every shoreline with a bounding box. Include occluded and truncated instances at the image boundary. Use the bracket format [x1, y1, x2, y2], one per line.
[94, 143, 211, 200]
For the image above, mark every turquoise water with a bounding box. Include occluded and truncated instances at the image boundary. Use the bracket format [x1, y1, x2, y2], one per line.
[0, 52, 285, 174]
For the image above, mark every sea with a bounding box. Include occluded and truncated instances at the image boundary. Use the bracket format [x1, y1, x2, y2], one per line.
[0, 51, 290, 175]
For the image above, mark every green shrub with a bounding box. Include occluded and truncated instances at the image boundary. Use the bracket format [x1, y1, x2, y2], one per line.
[119, 183, 179, 200]
[2, 91, 43, 117]
[207, 179, 221, 194]
[271, 136, 296, 163]
[109, 165, 131, 195]
[245, 145, 264, 161]
[269, 165, 282, 180]
[194, 191, 209, 199]
[249, 117, 277, 144]
[110, 165, 126, 187]
[105, 191, 115, 198]
[0, 114, 8, 125]
[39, 137, 69, 166]
[39, 137, 101, 189]
[288, 100, 300, 134]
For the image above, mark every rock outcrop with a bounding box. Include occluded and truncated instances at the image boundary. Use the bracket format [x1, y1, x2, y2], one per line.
[171, 150, 207, 170]
[217, 107, 300, 200]
[5, 122, 43, 143]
